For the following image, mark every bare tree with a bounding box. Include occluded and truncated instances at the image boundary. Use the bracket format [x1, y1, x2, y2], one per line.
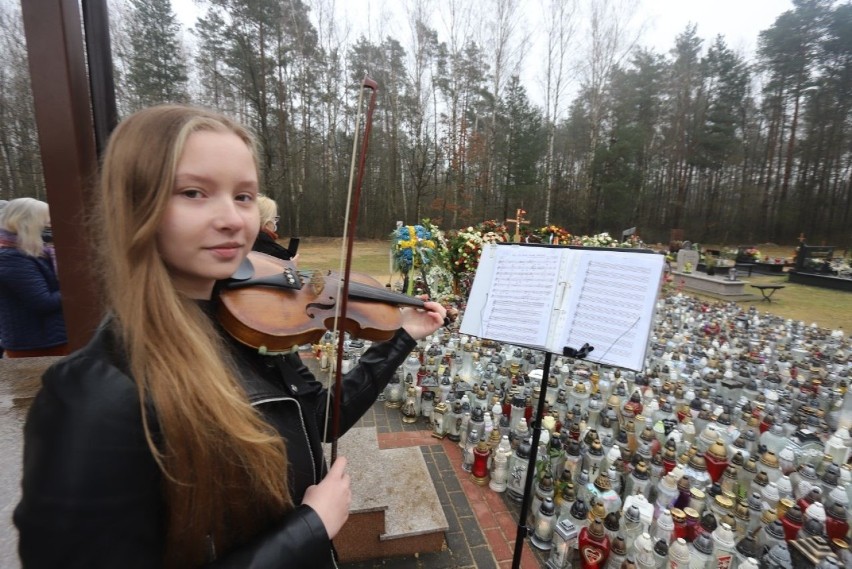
[539, 0, 577, 225]
[0, 1, 43, 200]
[580, 0, 642, 229]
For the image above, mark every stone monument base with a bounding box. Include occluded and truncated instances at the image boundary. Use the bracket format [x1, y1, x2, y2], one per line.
[671, 271, 757, 300]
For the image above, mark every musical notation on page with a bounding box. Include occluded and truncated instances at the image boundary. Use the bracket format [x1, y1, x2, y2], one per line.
[460, 243, 664, 371]
[480, 247, 562, 347]
[560, 252, 660, 370]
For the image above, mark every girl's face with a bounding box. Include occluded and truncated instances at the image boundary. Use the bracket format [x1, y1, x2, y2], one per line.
[157, 130, 260, 299]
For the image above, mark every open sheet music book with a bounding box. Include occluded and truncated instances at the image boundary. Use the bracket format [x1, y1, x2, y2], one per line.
[459, 243, 665, 371]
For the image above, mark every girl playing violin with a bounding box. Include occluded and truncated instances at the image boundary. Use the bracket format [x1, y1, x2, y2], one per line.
[14, 105, 446, 568]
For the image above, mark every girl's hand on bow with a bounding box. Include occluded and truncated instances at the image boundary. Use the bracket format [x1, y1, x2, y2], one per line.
[301, 457, 351, 539]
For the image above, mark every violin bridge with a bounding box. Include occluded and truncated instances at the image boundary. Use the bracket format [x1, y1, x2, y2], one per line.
[309, 271, 325, 295]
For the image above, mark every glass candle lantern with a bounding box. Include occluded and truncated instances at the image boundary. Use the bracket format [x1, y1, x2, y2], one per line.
[569, 497, 591, 537]
[532, 472, 556, 524]
[625, 460, 651, 500]
[546, 518, 579, 569]
[758, 519, 786, 555]
[447, 400, 463, 442]
[632, 531, 655, 569]
[656, 474, 679, 515]
[684, 507, 700, 542]
[604, 536, 626, 569]
[781, 504, 804, 541]
[654, 508, 674, 545]
[622, 504, 644, 552]
[420, 390, 435, 421]
[489, 435, 512, 492]
[532, 497, 558, 550]
[603, 511, 620, 544]
[704, 439, 729, 483]
[687, 532, 714, 569]
[385, 374, 403, 408]
[471, 439, 491, 485]
[401, 385, 419, 423]
[734, 535, 760, 567]
[578, 519, 610, 569]
[462, 428, 479, 472]
[510, 393, 526, 434]
[825, 502, 849, 542]
[671, 508, 688, 541]
[507, 437, 532, 503]
[668, 537, 690, 568]
[711, 522, 737, 569]
[431, 401, 448, 439]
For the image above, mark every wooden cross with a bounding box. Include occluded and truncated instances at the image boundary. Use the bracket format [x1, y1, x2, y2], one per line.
[506, 208, 528, 243]
[798, 232, 806, 243]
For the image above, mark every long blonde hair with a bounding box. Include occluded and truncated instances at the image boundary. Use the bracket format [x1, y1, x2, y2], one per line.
[1, 197, 50, 257]
[95, 105, 291, 567]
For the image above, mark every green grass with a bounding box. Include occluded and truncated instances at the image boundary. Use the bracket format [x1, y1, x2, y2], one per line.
[296, 238, 852, 332]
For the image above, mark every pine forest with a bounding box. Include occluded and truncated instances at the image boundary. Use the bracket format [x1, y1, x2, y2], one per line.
[0, 0, 851, 246]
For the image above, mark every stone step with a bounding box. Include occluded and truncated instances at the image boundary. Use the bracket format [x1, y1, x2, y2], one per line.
[328, 427, 448, 563]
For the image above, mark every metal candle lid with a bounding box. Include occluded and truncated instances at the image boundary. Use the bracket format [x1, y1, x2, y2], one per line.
[611, 535, 627, 556]
[688, 453, 707, 472]
[761, 509, 778, 525]
[766, 543, 793, 569]
[692, 532, 714, 555]
[799, 464, 818, 481]
[593, 471, 612, 493]
[570, 497, 589, 521]
[760, 450, 780, 469]
[735, 535, 759, 558]
[783, 505, 803, 524]
[827, 502, 848, 521]
[588, 518, 605, 539]
[624, 505, 641, 524]
[765, 519, 786, 540]
[707, 439, 728, 460]
[604, 511, 620, 532]
[590, 499, 608, 522]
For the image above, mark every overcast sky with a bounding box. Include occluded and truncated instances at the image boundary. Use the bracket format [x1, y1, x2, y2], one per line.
[172, 0, 794, 107]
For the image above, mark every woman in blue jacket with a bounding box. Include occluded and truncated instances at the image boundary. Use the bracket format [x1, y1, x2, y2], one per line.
[0, 197, 67, 357]
[14, 105, 446, 568]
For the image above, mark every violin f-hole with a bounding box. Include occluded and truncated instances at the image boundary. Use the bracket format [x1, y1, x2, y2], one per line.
[305, 298, 336, 319]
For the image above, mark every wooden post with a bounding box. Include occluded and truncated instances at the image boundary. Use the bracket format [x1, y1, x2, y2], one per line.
[21, 0, 101, 350]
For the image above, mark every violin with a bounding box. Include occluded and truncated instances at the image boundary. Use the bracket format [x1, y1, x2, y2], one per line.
[218, 251, 439, 352]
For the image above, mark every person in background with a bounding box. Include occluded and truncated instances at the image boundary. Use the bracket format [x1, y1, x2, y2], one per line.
[253, 195, 297, 262]
[14, 105, 446, 568]
[0, 199, 7, 357]
[0, 197, 68, 358]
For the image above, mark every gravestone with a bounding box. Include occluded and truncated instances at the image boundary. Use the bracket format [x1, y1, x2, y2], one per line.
[676, 249, 699, 273]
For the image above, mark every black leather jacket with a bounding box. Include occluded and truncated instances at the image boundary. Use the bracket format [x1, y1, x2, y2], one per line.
[14, 315, 416, 568]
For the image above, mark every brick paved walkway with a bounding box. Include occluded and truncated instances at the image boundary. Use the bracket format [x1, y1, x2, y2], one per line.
[339, 399, 547, 569]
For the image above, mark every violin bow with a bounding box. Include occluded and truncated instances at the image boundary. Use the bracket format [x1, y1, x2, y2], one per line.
[324, 76, 379, 464]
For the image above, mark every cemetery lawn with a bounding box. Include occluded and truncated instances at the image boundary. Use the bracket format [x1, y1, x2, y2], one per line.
[296, 238, 852, 333]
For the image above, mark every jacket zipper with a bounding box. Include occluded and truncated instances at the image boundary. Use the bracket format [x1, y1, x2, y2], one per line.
[250, 396, 317, 483]
[251, 396, 338, 568]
